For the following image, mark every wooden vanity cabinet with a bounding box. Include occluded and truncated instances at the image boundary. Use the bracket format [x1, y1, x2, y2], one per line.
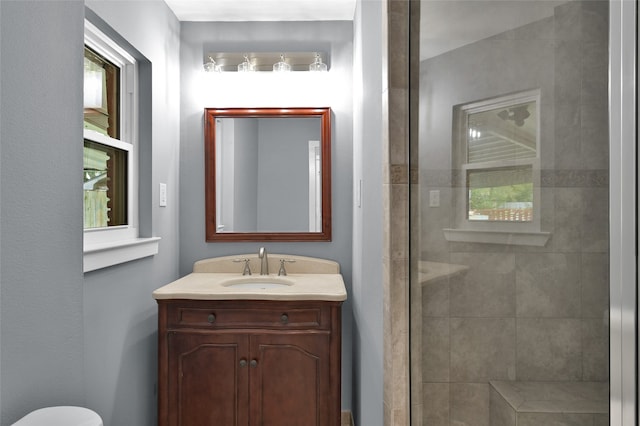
[157, 299, 342, 426]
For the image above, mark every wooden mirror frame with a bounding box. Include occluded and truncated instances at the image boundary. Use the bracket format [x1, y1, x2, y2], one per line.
[204, 107, 332, 242]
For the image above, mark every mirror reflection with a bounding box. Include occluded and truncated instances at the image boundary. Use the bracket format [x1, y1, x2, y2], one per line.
[204, 107, 331, 242]
[215, 116, 321, 232]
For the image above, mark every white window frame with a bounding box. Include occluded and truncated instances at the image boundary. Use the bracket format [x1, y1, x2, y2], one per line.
[444, 90, 550, 246]
[83, 20, 159, 272]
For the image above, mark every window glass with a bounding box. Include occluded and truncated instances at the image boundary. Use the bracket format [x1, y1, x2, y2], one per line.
[84, 46, 120, 139]
[467, 100, 537, 163]
[83, 139, 128, 228]
[467, 166, 533, 222]
[83, 40, 130, 230]
[462, 94, 538, 224]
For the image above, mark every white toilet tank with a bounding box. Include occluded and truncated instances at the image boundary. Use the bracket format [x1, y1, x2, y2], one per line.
[12, 406, 102, 426]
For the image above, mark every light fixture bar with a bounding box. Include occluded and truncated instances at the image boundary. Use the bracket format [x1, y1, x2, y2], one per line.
[203, 52, 328, 72]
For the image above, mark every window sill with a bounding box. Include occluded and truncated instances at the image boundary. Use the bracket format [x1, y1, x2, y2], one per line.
[83, 237, 161, 272]
[443, 228, 550, 246]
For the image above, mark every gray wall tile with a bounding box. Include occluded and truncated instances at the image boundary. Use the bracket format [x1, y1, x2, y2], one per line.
[581, 102, 609, 170]
[593, 413, 609, 426]
[554, 102, 582, 170]
[450, 318, 516, 382]
[516, 253, 581, 317]
[554, 1, 582, 41]
[552, 188, 582, 252]
[490, 387, 516, 426]
[422, 383, 449, 426]
[517, 318, 582, 380]
[581, 187, 609, 252]
[450, 383, 490, 426]
[422, 318, 450, 382]
[582, 318, 609, 381]
[450, 253, 516, 317]
[581, 253, 609, 318]
[422, 276, 450, 317]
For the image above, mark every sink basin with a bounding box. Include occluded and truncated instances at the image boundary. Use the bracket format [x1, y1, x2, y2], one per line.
[221, 276, 293, 290]
[225, 282, 290, 290]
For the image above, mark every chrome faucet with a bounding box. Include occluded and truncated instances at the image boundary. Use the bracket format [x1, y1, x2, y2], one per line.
[258, 247, 269, 275]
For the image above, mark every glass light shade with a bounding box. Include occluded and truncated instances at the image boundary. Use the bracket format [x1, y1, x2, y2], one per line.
[238, 56, 255, 72]
[273, 54, 291, 72]
[204, 57, 222, 72]
[309, 54, 327, 72]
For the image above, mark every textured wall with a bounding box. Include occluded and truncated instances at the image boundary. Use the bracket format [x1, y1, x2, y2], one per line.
[0, 1, 181, 424]
[352, 0, 386, 424]
[0, 2, 86, 423]
[82, 2, 182, 425]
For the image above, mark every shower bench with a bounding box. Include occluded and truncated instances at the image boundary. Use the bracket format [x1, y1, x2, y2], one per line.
[490, 380, 608, 426]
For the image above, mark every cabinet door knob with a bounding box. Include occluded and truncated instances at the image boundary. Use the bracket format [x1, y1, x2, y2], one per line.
[280, 314, 289, 324]
[250, 359, 258, 368]
[239, 359, 247, 368]
[207, 314, 216, 324]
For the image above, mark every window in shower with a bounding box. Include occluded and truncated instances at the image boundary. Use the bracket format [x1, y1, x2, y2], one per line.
[446, 90, 547, 244]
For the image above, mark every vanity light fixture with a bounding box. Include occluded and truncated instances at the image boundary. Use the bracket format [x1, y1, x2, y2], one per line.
[273, 54, 291, 72]
[237, 54, 255, 72]
[203, 56, 222, 73]
[203, 52, 329, 73]
[309, 53, 328, 72]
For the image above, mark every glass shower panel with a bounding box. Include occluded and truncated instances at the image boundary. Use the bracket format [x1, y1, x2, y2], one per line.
[410, 1, 610, 425]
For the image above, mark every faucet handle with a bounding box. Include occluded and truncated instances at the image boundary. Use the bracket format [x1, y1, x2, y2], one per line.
[278, 259, 296, 276]
[233, 258, 252, 275]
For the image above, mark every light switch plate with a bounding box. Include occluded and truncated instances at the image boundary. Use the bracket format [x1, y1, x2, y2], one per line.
[429, 190, 440, 207]
[159, 183, 167, 207]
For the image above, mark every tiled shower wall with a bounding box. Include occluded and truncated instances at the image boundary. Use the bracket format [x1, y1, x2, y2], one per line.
[383, 0, 414, 425]
[413, 1, 609, 425]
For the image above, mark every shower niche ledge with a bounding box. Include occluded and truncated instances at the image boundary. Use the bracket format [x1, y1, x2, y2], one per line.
[443, 228, 551, 247]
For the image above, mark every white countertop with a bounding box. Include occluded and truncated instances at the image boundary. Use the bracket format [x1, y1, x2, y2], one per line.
[152, 272, 347, 302]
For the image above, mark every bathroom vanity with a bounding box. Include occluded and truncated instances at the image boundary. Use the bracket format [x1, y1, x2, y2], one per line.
[153, 254, 346, 426]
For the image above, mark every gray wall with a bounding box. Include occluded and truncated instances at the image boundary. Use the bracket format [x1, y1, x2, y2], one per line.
[351, 0, 384, 424]
[179, 20, 354, 410]
[0, 3, 389, 424]
[0, 2, 86, 423]
[82, 2, 181, 425]
[0, 1, 181, 425]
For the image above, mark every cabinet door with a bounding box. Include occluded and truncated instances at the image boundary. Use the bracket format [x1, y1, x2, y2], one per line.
[167, 331, 249, 426]
[249, 332, 331, 426]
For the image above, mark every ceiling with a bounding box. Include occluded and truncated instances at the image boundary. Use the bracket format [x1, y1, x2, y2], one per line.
[420, 0, 566, 59]
[164, 0, 567, 60]
[164, 0, 357, 22]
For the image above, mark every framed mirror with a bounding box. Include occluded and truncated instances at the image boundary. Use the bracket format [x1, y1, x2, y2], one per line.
[204, 107, 332, 242]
